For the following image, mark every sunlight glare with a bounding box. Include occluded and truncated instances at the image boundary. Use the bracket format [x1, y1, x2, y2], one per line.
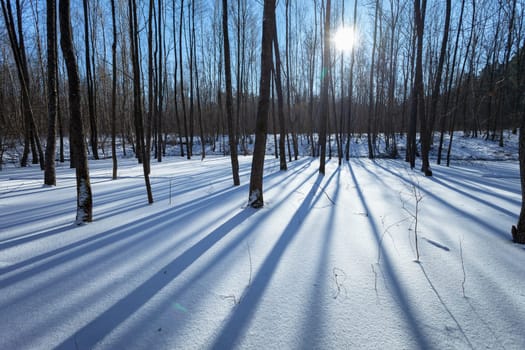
[333, 27, 358, 52]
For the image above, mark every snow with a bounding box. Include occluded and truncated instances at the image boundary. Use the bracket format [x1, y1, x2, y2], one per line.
[1, 135, 525, 349]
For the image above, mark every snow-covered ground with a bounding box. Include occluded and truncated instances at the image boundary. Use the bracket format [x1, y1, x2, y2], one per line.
[1, 134, 524, 349]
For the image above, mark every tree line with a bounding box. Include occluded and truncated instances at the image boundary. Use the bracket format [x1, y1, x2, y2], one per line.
[0, 0, 524, 237]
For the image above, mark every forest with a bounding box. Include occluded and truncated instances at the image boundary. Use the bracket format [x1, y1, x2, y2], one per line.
[1, 0, 525, 218]
[2, 1, 525, 349]
[0, 0, 525, 220]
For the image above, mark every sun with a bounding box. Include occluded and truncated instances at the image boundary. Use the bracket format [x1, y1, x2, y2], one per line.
[333, 26, 358, 52]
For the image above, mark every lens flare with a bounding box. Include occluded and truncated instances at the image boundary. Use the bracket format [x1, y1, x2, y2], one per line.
[333, 27, 358, 52]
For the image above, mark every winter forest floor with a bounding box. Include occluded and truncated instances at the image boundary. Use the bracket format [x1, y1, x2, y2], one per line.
[1, 134, 525, 349]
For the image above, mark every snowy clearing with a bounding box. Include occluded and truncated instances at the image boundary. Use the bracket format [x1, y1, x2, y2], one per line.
[1, 150, 524, 349]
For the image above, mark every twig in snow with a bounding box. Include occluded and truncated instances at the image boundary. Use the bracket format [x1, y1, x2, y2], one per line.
[371, 264, 379, 301]
[224, 243, 253, 306]
[169, 179, 173, 205]
[460, 237, 466, 298]
[377, 215, 409, 264]
[401, 172, 424, 262]
[220, 294, 238, 305]
[322, 190, 335, 205]
[332, 267, 347, 299]
[247, 243, 252, 287]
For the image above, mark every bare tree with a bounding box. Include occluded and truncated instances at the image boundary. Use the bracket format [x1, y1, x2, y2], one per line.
[420, 0, 450, 176]
[179, 0, 190, 159]
[222, 0, 240, 186]
[110, 0, 117, 179]
[366, 0, 380, 160]
[1, 0, 44, 169]
[513, 114, 525, 244]
[345, 0, 358, 161]
[82, 0, 99, 160]
[248, 0, 275, 207]
[437, 0, 466, 165]
[59, 0, 93, 223]
[407, 0, 426, 169]
[272, 18, 287, 171]
[44, 0, 58, 185]
[129, 0, 153, 204]
[319, 0, 331, 174]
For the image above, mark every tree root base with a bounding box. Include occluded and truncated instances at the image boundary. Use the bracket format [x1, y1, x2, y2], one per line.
[511, 225, 525, 244]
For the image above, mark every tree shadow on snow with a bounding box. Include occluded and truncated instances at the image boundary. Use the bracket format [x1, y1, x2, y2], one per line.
[211, 171, 330, 349]
[372, 160, 510, 240]
[54, 207, 258, 350]
[346, 160, 431, 349]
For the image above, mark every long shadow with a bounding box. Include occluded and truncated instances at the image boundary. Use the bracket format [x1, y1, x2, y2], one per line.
[108, 160, 321, 347]
[0, 184, 242, 282]
[1, 202, 75, 232]
[418, 263, 474, 348]
[346, 160, 431, 348]
[4, 157, 318, 348]
[373, 160, 509, 239]
[0, 222, 76, 250]
[0, 176, 236, 251]
[1, 157, 313, 255]
[211, 173, 325, 349]
[300, 167, 340, 349]
[55, 208, 257, 350]
[434, 161, 519, 195]
[429, 176, 517, 218]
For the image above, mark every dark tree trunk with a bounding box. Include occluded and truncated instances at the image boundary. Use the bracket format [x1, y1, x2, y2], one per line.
[513, 122, 525, 244]
[129, 0, 153, 204]
[367, 0, 379, 160]
[1, 0, 44, 169]
[222, 0, 240, 186]
[249, 0, 275, 208]
[179, 0, 190, 159]
[146, 0, 154, 175]
[82, 0, 99, 160]
[272, 19, 287, 171]
[59, 0, 93, 223]
[171, 0, 184, 157]
[319, 0, 331, 174]
[110, 0, 118, 179]
[191, 0, 205, 160]
[420, 0, 450, 176]
[438, 0, 465, 165]
[44, 0, 58, 186]
[157, 0, 164, 162]
[408, 0, 426, 169]
[345, 0, 358, 161]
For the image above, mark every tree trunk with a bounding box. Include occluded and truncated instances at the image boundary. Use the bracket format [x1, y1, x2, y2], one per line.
[129, 0, 153, 204]
[59, 0, 93, 223]
[420, 0, 450, 176]
[319, 0, 331, 174]
[272, 19, 287, 171]
[222, 0, 240, 186]
[437, 0, 465, 165]
[513, 122, 525, 244]
[146, 0, 154, 175]
[156, 0, 164, 162]
[82, 0, 99, 160]
[367, 0, 379, 160]
[345, 0, 358, 161]
[1, 0, 44, 169]
[172, 0, 184, 157]
[408, 0, 426, 169]
[249, 0, 275, 208]
[110, 0, 117, 179]
[44, 0, 58, 186]
[179, 0, 190, 159]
